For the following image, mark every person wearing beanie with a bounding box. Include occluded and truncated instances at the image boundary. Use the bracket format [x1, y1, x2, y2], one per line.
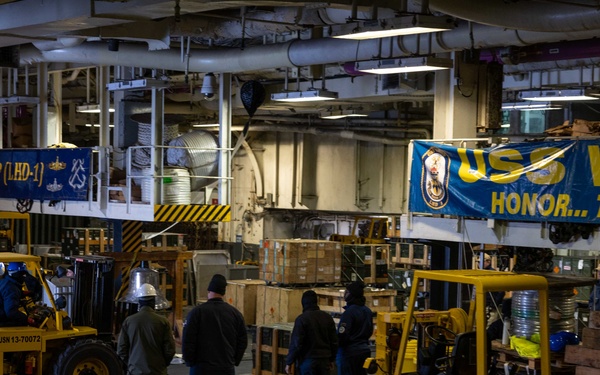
[182, 274, 248, 375]
[117, 283, 176, 375]
[336, 281, 373, 375]
[286, 290, 338, 375]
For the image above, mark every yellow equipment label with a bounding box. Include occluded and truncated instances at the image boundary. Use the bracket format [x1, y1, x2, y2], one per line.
[0, 334, 42, 351]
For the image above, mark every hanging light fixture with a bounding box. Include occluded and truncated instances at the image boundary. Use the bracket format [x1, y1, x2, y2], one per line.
[320, 108, 369, 119]
[271, 88, 338, 102]
[519, 88, 600, 101]
[355, 56, 453, 74]
[501, 102, 563, 111]
[272, 64, 339, 102]
[76, 104, 115, 113]
[331, 15, 453, 40]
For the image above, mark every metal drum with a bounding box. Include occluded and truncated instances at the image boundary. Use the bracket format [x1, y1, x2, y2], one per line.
[511, 288, 576, 338]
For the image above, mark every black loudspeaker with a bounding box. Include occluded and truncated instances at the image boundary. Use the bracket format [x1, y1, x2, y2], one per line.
[0, 46, 19, 68]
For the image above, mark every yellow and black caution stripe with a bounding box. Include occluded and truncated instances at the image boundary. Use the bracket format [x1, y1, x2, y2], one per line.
[116, 220, 144, 300]
[154, 204, 231, 222]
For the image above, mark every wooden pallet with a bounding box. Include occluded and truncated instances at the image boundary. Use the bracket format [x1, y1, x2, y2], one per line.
[492, 340, 573, 372]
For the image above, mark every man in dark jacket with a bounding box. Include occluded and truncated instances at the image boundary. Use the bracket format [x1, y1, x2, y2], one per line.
[117, 283, 176, 375]
[286, 290, 338, 375]
[182, 274, 247, 375]
[336, 281, 373, 375]
[0, 262, 29, 326]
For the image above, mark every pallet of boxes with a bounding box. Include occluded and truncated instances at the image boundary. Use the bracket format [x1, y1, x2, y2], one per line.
[564, 311, 600, 375]
[253, 239, 342, 375]
[252, 239, 397, 374]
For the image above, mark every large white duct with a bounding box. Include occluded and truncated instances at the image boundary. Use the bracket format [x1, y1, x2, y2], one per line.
[429, 0, 600, 33]
[18, 22, 600, 74]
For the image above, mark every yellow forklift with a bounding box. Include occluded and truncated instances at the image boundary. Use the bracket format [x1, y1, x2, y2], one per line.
[364, 270, 552, 375]
[0, 212, 31, 254]
[0, 252, 122, 374]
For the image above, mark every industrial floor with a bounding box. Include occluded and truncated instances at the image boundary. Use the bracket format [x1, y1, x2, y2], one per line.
[168, 331, 255, 375]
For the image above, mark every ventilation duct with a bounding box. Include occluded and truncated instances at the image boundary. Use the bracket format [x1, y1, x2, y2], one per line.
[429, 0, 600, 33]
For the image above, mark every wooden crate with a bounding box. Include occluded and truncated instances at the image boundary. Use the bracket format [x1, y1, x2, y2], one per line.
[565, 344, 600, 368]
[226, 279, 265, 326]
[141, 232, 186, 252]
[255, 323, 295, 375]
[313, 286, 397, 314]
[341, 244, 389, 284]
[62, 227, 113, 255]
[256, 285, 306, 326]
[391, 243, 430, 266]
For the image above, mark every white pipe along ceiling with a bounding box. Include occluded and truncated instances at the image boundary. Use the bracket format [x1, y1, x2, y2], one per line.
[2, 0, 600, 132]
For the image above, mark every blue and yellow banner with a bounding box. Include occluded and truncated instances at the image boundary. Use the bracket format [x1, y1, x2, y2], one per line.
[0, 148, 91, 201]
[409, 139, 600, 223]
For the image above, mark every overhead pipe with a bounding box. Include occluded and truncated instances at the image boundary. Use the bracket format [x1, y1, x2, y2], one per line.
[19, 21, 600, 74]
[203, 124, 424, 144]
[429, 0, 600, 33]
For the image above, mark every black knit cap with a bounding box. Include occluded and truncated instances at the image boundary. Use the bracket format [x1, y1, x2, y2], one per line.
[207, 274, 227, 295]
[301, 290, 318, 309]
[346, 280, 365, 298]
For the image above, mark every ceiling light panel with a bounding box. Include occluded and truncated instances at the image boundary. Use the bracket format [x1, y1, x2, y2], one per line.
[271, 89, 338, 102]
[331, 15, 453, 40]
[519, 88, 600, 101]
[355, 57, 453, 74]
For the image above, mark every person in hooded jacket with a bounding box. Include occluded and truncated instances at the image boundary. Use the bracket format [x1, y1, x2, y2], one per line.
[285, 290, 338, 375]
[336, 281, 373, 375]
[0, 262, 29, 327]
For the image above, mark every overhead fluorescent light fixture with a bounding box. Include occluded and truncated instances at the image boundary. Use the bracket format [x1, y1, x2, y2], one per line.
[355, 56, 453, 74]
[501, 102, 563, 111]
[321, 109, 369, 119]
[76, 104, 115, 113]
[85, 123, 114, 128]
[520, 88, 600, 101]
[192, 123, 220, 127]
[106, 78, 170, 91]
[332, 15, 453, 40]
[271, 88, 338, 102]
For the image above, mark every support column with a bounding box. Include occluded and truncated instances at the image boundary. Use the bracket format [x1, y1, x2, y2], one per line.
[218, 73, 232, 205]
[51, 71, 62, 145]
[36, 62, 48, 148]
[433, 52, 480, 139]
[151, 86, 164, 204]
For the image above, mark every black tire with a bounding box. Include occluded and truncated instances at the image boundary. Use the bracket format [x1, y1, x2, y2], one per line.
[52, 338, 124, 375]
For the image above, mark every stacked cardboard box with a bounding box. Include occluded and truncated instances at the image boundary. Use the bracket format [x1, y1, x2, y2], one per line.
[259, 239, 342, 285]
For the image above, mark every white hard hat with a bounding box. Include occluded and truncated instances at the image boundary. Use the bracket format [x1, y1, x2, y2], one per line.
[135, 283, 157, 298]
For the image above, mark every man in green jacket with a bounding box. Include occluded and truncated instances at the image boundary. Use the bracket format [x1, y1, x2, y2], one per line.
[118, 283, 176, 375]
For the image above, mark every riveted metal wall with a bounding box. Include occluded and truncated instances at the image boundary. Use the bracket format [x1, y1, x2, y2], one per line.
[154, 204, 231, 222]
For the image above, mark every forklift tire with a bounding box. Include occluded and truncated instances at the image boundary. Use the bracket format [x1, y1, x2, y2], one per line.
[52, 338, 124, 375]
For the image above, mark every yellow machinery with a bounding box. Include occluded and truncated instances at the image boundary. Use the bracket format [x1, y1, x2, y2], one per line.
[331, 216, 388, 244]
[368, 308, 469, 374]
[0, 212, 31, 254]
[0, 252, 122, 374]
[366, 269, 551, 375]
